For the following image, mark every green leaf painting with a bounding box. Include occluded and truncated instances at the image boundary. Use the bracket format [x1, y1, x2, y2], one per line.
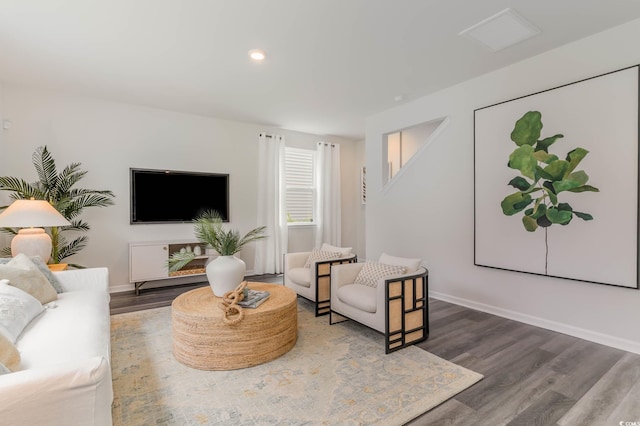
[501, 111, 599, 273]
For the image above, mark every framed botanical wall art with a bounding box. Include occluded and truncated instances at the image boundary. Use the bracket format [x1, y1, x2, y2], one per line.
[474, 65, 639, 289]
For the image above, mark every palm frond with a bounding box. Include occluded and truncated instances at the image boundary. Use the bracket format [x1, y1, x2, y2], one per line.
[167, 251, 197, 272]
[190, 210, 267, 256]
[0, 177, 43, 199]
[194, 218, 223, 253]
[65, 219, 90, 232]
[71, 193, 116, 208]
[32, 146, 59, 195]
[59, 194, 115, 220]
[57, 236, 88, 261]
[0, 227, 18, 236]
[53, 163, 85, 196]
[66, 263, 86, 269]
[218, 229, 241, 255]
[68, 188, 115, 198]
[237, 225, 268, 248]
[53, 196, 74, 217]
[55, 233, 68, 248]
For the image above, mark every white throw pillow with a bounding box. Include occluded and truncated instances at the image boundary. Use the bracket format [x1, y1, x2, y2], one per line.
[0, 254, 58, 304]
[0, 280, 45, 343]
[0, 256, 64, 293]
[304, 248, 341, 268]
[353, 261, 407, 288]
[378, 253, 422, 273]
[320, 243, 352, 256]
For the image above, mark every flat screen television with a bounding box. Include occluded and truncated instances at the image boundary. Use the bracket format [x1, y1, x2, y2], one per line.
[130, 168, 229, 224]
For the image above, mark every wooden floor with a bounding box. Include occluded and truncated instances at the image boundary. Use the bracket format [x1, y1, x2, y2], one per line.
[410, 300, 640, 425]
[110, 280, 640, 425]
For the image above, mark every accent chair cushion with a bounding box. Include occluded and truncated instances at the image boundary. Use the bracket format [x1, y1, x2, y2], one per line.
[0, 279, 44, 343]
[287, 268, 311, 288]
[303, 248, 341, 268]
[320, 243, 352, 256]
[336, 284, 377, 313]
[353, 261, 407, 288]
[0, 256, 64, 293]
[0, 254, 58, 303]
[0, 331, 20, 372]
[378, 253, 422, 273]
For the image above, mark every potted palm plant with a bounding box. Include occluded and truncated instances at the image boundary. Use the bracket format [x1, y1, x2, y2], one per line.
[0, 146, 115, 266]
[168, 210, 267, 296]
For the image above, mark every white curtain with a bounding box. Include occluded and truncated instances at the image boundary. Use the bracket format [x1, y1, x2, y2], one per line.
[315, 142, 341, 247]
[254, 134, 288, 274]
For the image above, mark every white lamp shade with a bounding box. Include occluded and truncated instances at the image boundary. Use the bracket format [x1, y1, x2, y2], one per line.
[0, 199, 71, 228]
[0, 199, 70, 263]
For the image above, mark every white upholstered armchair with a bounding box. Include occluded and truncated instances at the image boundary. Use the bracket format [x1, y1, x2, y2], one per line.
[283, 243, 357, 316]
[330, 253, 429, 353]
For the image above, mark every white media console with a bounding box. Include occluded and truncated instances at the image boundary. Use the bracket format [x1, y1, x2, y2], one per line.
[129, 241, 214, 294]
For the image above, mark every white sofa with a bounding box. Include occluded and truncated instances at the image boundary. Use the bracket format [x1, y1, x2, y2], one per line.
[0, 267, 113, 426]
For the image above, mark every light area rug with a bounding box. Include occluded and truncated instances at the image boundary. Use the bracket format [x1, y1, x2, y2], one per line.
[110, 299, 482, 425]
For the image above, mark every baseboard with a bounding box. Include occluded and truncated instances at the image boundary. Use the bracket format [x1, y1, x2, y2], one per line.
[110, 283, 133, 293]
[429, 291, 640, 355]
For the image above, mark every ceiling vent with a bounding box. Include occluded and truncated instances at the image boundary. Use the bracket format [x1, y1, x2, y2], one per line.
[459, 8, 540, 52]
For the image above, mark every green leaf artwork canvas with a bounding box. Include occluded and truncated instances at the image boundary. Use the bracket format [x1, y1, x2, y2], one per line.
[473, 65, 638, 288]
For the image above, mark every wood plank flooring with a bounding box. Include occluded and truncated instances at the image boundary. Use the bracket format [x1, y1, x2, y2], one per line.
[410, 299, 640, 425]
[110, 279, 640, 425]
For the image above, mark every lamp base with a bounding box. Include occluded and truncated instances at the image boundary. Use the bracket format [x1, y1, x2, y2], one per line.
[11, 228, 52, 263]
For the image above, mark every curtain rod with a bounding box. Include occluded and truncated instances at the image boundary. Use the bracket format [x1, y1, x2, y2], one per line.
[259, 133, 285, 140]
[318, 142, 336, 147]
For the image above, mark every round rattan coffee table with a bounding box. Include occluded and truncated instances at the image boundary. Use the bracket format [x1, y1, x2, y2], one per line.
[171, 282, 297, 370]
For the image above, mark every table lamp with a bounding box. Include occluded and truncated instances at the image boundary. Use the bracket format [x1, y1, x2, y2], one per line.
[0, 199, 71, 263]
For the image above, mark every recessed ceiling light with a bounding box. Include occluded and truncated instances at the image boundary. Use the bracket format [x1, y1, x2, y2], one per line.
[459, 8, 540, 52]
[248, 49, 266, 61]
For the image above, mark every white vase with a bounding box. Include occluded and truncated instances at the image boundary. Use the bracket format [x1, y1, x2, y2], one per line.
[206, 255, 246, 297]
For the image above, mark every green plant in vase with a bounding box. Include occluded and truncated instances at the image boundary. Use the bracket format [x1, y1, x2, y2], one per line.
[168, 210, 267, 270]
[501, 111, 599, 274]
[168, 210, 267, 296]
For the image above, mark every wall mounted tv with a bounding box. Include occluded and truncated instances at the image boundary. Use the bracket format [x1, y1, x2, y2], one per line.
[130, 168, 229, 224]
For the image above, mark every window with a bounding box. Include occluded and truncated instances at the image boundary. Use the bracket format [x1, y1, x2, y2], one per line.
[284, 147, 315, 224]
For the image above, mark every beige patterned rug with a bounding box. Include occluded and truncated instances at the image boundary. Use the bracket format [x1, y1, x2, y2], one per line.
[110, 299, 482, 425]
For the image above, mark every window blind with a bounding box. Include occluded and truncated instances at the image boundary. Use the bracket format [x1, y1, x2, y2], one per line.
[285, 148, 315, 223]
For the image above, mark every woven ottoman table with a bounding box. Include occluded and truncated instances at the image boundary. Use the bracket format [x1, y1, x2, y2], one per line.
[171, 282, 298, 370]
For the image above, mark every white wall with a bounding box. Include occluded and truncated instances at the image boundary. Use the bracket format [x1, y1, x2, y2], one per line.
[0, 85, 9, 250]
[0, 85, 364, 292]
[365, 18, 640, 354]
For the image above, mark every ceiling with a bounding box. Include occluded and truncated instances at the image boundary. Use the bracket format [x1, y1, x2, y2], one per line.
[1, 1, 640, 140]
